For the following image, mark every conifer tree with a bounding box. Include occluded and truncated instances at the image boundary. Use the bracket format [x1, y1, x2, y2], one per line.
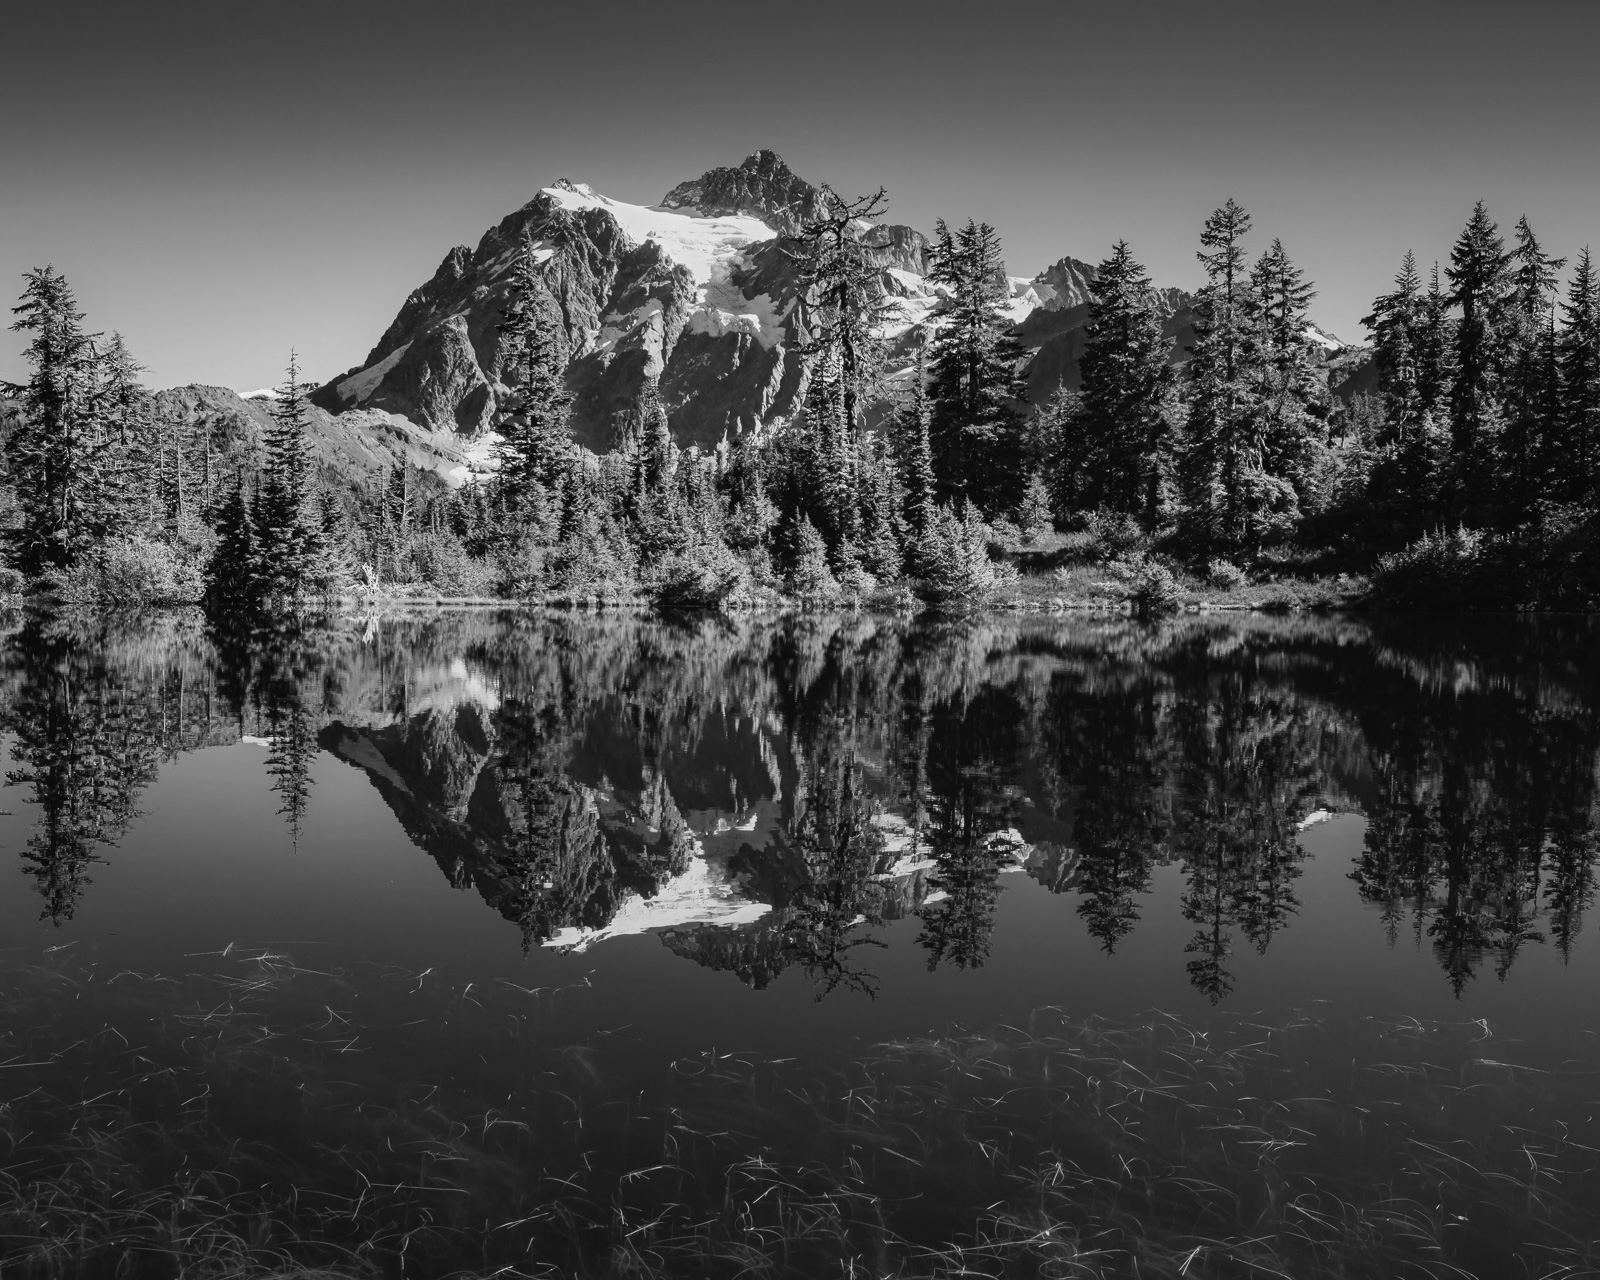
[1558, 247, 1600, 507]
[1249, 238, 1326, 512]
[1062, 240, 1173, 525]
[6, 267, 114, 573]
[1445, 201, 1512, 518]
[926, 218, 1027, 513]
[205, 473, 262, 609]
[96, 332, 158, 534]
[891, 342, 936, 540]
[253, 352, 326, 603]
[495, 236, 572, 530]
[1502, 216, 1564, 514]
[1180, 200, 1282, 554]
[1364, 251, 1424, 443]
[790, 186, 893, 551]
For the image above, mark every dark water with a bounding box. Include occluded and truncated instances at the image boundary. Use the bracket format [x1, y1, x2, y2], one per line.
[1, 608, 1597, 1277]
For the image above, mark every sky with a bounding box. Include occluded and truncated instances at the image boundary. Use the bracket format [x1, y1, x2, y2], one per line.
[5, 0, 1599, 391]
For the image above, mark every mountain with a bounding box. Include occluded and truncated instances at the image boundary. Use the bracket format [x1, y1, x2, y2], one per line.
[310, 149, 1371, 457]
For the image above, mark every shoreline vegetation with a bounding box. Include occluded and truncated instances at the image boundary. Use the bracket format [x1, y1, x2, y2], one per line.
[6, 194, 1600, 623]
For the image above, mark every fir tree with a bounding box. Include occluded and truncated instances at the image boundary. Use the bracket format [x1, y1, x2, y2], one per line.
[1249, 238, 1326, 515]
[790, 187, 894, 550]
[253, 352, 326, 604]
[1445, 201, 1512, 519]
[6, 267, 115, 574]
[205, 473, 263, 609]
[1180, 200, 1283, 554]
[494, 235, 572, 530]
[1062, 240, 1173, 525]
[925, 218, 1027, 513]
[1502, 216, 1564, 515]
[1363, 252, 1424, 444]
[891, 341, 936, 541]
[1558, 247, 1600, 507]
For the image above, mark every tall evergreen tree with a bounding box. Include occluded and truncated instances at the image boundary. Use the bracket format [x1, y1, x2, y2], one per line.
[1249, 238, 1326, 514]
[494, 236, 572, 531]
[1557, 247, 1600, 507]
[1180, 200, 1284, 554]
[925, 218, 1027, 513]
[1502, 216, 1565, 515]
[6, 267, 115, 574]
[1445, 201, 1512, 518]
[1062, 240, 1174, 525]
[791, 187, 893, 551]
[892, 341, 936, 541]
[253, 352, 326, 603]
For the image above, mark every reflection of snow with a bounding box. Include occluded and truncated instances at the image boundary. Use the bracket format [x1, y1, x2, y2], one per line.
[543, 851, 769, 952]
[239, 735, 273, 746]
[406, 658, 500, 715]
[986, 827, 1031, 871]
[1297, 809, 1335, 831]
[871, 813, 934, 877]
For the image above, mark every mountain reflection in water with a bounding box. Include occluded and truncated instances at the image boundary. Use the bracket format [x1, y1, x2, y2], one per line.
[3, 609, 1597, 1005]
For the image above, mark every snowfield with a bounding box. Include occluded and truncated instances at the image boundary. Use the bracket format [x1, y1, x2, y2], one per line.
[542, 182, 792, 353]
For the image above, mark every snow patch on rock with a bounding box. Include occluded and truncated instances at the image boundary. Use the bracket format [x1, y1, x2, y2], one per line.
[337, 341, 413, 405]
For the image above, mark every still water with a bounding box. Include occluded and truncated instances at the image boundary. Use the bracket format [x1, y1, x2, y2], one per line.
[1, 609, 1596, 1277]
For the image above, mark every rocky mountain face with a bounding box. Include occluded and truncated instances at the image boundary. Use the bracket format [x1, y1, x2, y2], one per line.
[307, 149, 1369, 461]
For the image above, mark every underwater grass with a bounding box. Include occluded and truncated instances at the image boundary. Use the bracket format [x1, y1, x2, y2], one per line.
[0, 951, 1593, 1279]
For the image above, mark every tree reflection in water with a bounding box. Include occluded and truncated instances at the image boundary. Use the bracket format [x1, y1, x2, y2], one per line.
[1, 608, 1596, 999]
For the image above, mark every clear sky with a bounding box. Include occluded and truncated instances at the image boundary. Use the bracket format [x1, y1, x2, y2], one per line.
[5, 0, 1598, 391]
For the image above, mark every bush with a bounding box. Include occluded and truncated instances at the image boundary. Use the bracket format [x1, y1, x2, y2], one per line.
[1079, 508, 1149, 562]
[1206, 559, 1249, 590]
[1370, 526, 1496, 608]
[652, 540, 747, 610]
[1129, 557, 1182, 616]
[406, 531, 497, 596]
[915, 505, 1016, 608]
[45, 535, 206, 606]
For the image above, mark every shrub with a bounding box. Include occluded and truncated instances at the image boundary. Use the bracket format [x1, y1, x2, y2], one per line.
[1206, 558, 1249, 590]
[407, 531, 497, 596]
[1080, 508, 1148, 562]
[915, 504, 1016, 608]
[1370, 526, 1495, 608]
[1129, 557, 1182, 616]
[1018, 474, 1054, 543]
[652, 540, 748, 610]
[45, 535, 206, 606]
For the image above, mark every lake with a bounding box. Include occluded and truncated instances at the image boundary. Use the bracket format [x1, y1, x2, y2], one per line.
[1, 608, 1596, 1278]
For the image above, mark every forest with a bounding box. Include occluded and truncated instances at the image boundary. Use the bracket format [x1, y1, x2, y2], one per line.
[5, 196, 1599, 616]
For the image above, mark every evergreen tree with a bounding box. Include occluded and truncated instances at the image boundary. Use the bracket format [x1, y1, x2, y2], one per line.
[253, 352, 326, 603]
[790, 187, 893, 551]
[96, 332, 159, 535]
[494, 236, 572, 530]
[1558, 247, 1600, 506]
[1180, 200, 1285, 554]
[1364, 251, 1424, 440]
[1062, 240, 1174, 524]
[891, 341, 936, 541]
[1249, 238, 1326, 514]
[6, 267, 116, 573]
[925, 218, 1027, 513]
[205, 473, 262, 609]
[1445, 202, 1512, 519]
[1502, 216, 1564, 515]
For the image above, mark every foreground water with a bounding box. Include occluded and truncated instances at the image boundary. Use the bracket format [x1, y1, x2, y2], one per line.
[0, 609, 1596, 1278]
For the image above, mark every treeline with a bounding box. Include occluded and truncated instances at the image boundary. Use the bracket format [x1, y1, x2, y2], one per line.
[7, 194, 1600, 614]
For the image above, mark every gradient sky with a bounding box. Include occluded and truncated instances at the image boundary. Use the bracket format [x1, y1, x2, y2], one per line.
[5, 0, 1598, 391]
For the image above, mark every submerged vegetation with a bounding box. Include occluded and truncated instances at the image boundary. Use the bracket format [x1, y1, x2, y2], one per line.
[0, 951, 1594, 1279]
[7, 195, 1600, 617]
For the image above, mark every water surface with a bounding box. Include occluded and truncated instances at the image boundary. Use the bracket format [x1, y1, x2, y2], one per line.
[2, 609, 1596, 1277]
